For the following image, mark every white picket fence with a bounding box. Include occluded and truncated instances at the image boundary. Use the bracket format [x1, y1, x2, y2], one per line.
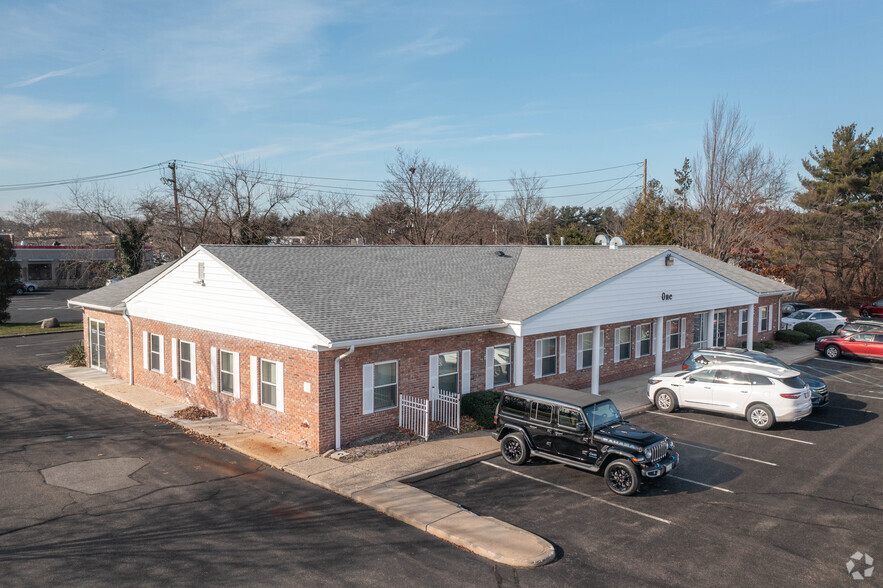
[399, 394, 429, 440]
[430, 387, 461, 433]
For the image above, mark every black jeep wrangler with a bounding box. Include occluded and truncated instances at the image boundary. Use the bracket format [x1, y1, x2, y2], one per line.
[493, 384, 678, 495]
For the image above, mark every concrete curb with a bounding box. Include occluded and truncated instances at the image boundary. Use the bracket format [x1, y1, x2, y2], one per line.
[1, 327, 83, 339]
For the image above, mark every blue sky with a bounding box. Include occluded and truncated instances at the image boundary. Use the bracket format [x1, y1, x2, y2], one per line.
[0, 0, 879, 215]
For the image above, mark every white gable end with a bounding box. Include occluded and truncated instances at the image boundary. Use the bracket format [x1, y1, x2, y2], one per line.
[125, 249, 327, 350]
[520, 254, 758, 336]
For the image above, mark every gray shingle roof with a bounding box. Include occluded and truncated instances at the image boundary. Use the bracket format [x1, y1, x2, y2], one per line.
[202, 245, 521, 342]
[68, 264, 169, 311]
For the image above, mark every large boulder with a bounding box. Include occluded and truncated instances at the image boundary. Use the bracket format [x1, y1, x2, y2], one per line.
[41, 317, 60, 328]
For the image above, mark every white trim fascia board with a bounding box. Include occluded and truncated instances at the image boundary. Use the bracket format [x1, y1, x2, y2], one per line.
[324, 323, 508, 350]
[67, 301, 123, 314]
[494, 321, 522, 336]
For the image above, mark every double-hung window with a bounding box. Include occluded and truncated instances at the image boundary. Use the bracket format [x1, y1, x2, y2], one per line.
[220, 350, 237, 395]
[178, 340, 195, 383]
[261, 359, 279, 409]
[666, 318, 685, 351]
[739, 309, 749, 337]
[577, 331, 604, 369]
[437, 351, 459, 394]
[614, 326, 631, 362]
[149, 333, 163, 373]
[759, 306, 770, 331]
[538, 337, 557, 377]
[491, 344, 511, 387]
[637, 324, 652, 358]
[373, 361, 398, 411]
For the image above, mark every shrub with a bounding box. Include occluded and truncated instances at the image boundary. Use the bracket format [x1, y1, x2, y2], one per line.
[461, 390, 501, 429]
[752, 340, 775, 351]
[775, 329, 809, 344]
[64, 341, 86, 367]
[792, 321, 831, 340]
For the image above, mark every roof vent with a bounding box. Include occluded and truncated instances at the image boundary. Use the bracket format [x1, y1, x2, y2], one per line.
[594, 234, 610, 246]
[609, 236, 625, 250]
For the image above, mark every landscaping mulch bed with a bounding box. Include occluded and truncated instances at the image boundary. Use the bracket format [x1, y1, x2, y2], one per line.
[173, 406, 217, 421]
[335, 415, 484, 461]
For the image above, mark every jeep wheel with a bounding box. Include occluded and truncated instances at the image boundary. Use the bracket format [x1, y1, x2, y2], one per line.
[824, 345, 841, 359]
[604, 459, 639, 496]
[747, 404, 775, 430]
[655, 389, 678, 413]
[501, 433, 529, 466]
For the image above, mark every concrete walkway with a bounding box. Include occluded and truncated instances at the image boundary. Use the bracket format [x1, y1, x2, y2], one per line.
[46, 342, 819, 568]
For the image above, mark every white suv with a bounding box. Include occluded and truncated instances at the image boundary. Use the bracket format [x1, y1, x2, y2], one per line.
[647, 362, 812, 430]
[780, 308, 847, 332]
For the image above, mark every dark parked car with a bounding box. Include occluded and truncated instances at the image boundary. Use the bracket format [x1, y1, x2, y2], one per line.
[835, 318, 883, 336]
[859, 299, 883, 318]
[815, 332, 883, 361]
[782, 302, 811, 317]
[682, 347, 829, 407]
[6, 280, 27, 295]
[493, 384, 678, 495]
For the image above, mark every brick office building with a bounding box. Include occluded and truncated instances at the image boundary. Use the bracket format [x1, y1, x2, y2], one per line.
[68, 244, 794, 453]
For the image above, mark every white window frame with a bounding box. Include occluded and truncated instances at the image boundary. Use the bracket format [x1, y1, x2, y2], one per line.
[89, 319, 106, 370]
[178, 340, 196, 384]
[487, 344, 511, 388]
[577, 331, 604, 369]
[759, 305, 771, 331]
[614, 326, 631, 362]
[666, 318, 686, 351]
[437, 351, 459, 394]
[149, 333, 164, 374]
[693, 313, 708, 348]
[637, 323, 652, 358]
[372, 360, 398, 412]
[219, 349, 240, 397]
[739, 309, 749, 337]
[537, 337, 558, 378]
[259, 358, 284, 411]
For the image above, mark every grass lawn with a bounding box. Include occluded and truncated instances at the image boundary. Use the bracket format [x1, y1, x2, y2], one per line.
[0, 322, 83, 337]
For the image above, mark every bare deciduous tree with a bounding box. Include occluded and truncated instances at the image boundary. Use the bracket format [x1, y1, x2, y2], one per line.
[379, 148, 486, 245]
[692, 98, 789, 261]
[10, 199, 48, 239]
[298, 192, 357, 244]
[503, 171, 548, 244]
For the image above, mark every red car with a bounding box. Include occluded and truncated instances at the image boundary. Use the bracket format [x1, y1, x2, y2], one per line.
[815, 331, 883, 361]
[860, 299, 883, 318]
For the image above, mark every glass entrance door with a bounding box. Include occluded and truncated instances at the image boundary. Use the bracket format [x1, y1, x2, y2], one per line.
[714, 311, 727, 347]
[89, 319, 106, 369]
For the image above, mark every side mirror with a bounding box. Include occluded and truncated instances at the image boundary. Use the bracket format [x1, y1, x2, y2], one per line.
[686, 377, 695, 383]
[577, 423, 587, 435]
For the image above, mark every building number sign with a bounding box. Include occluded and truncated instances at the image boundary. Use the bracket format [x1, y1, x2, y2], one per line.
[661, 292, 673, 301]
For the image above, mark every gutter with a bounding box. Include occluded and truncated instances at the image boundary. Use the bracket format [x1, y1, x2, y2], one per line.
[334, 345, 356, 451]
[328, 323, 507, 350]
[122, 306, 134, 385]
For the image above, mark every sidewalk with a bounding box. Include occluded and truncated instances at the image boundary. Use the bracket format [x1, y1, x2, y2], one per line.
[46, 342, 819, 568]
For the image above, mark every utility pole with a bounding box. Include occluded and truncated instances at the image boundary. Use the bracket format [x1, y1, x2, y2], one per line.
[642, 159, 647, 204]
[167, 160, 185, 257]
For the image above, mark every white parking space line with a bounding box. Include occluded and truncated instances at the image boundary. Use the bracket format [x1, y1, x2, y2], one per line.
[668, 475, 733, 493]
[798, 364, 856, 384]
[801, 419, 843, 428]
[480, 461, 672, 525]
[811, 357, 883, 371]
[15, 340, 79, 347]
[645, 412, 815, 445]
[832, 391, 883, 401]
[672, 440, 777, 466]
[35, 352, 63, 357]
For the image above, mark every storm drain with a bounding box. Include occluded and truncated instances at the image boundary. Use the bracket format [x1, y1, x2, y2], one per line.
[41, 457, 147, 494]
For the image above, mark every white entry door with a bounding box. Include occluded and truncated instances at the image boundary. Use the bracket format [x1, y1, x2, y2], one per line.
[714, 311, 727, 347]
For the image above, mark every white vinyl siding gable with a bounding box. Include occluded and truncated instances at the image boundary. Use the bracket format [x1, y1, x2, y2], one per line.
[520, 255, 757, 335]
[125, 249, 326, 351]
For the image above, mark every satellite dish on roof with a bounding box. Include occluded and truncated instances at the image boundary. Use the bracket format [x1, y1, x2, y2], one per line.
[594, 234, 609, 246]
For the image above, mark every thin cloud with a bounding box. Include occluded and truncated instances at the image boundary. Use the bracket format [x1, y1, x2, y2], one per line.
[7, 66, 79, 88]
[384, 30, 466, 58]
[464, 132, 542, 143]
[0, 94, 87, 125]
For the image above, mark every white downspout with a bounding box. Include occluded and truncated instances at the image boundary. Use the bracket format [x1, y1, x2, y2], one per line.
[122, 306, 134, 385]
[334, 345, 356, 451]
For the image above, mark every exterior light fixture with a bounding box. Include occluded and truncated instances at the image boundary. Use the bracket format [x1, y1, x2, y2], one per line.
[665, 254, 674, 266]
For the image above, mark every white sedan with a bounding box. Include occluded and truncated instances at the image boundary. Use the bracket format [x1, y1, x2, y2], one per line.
[780, 308, 847, 332]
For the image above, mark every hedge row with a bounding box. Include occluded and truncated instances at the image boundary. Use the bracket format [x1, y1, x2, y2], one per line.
[774, 329, 810, 344]
[461, 390, 501, 428]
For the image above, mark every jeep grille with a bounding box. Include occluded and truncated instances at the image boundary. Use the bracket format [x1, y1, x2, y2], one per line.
[648, 441, 667, 462]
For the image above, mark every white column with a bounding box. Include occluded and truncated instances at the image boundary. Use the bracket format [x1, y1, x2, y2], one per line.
[747, 303, 755, 350]
[655, 316, 664, 374]
[513, 336, 524, 386]
[706, 309, 715, 348]
[591, 326, 601, 395]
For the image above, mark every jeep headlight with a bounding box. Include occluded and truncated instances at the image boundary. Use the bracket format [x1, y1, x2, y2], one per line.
[643, 447, 652, 459]
[666, 438, 674, 450]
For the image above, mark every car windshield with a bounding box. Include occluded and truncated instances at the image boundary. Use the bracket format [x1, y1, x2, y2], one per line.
[789, 311, 812, 320]
[583, 399, 623, 430]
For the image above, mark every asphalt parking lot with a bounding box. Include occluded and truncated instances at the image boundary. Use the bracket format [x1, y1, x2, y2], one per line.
[5, 288, 87, 323]
[414, 356, 883, 586]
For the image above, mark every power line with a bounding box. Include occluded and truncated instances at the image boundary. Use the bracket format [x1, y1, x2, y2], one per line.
[0, 163, 167, 192]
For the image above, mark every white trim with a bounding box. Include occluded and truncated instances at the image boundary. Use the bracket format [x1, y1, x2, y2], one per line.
[142, 331, 149, 370]
[485, 346, 495, 390]
[275, 360, 285, 412]
[178, 340, 196, 384]
[250, 355, 259, 403]
[614, 326, 630, 362]
[637, 323, 652, 358]
[171, 337, 178, 379]
[738, 309, 748, 337]
[218, 349, 239, 398]
[230, 351, 240, 398]
[461, 349, 471, 394]
[325, 323, 506, 349]
[362, 363, 375, 415]
[259, 358, 283, 411]
[210, 346, 218, 392]
[429, 354, 439, 393]
[536, 337, 557, 378]
[370, 360, 398, 412]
